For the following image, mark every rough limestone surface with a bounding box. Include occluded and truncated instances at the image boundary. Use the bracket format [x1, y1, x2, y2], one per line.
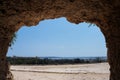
[0, 0, 120, 80]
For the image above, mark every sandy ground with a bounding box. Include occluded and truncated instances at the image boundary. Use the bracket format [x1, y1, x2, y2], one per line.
[11, 63, 110, 80]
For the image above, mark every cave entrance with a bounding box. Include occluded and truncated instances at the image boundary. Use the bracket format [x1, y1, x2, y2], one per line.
[7, 17, 109, 80]
[8, 17, 107, 57]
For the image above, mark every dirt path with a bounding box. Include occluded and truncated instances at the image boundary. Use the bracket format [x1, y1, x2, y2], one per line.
[11, 63, 110, 80]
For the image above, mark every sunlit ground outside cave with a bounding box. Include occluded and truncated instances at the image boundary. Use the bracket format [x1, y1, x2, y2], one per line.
[7, 17, 109, 80]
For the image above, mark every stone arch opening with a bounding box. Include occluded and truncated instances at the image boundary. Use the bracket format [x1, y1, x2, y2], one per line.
[0, 0, 120, 80]
[8, 17, 108, 80]
[7, 17, 107, 57]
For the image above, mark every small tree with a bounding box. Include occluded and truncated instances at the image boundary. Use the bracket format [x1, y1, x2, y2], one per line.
[9, 32, 17, 48]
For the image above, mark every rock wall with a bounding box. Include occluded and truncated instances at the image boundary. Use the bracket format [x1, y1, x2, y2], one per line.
[0, 0, 120, 80]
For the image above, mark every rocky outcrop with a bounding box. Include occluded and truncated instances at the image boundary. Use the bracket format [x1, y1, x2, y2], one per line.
[0, 0, 120, 80]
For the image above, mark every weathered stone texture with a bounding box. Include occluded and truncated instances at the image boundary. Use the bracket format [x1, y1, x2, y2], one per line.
[0, 0, 120, 80]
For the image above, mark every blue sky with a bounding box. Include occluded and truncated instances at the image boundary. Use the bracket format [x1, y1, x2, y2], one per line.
[7, 17, 107, 57]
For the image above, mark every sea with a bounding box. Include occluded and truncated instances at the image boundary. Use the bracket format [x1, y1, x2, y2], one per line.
[39, 56, 107, 61]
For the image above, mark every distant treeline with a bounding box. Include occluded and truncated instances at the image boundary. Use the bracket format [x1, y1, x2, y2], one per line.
[7, 56, 107, 65]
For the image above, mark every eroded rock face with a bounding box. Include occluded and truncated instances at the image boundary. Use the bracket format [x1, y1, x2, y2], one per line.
[0, 0, 120, 80]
